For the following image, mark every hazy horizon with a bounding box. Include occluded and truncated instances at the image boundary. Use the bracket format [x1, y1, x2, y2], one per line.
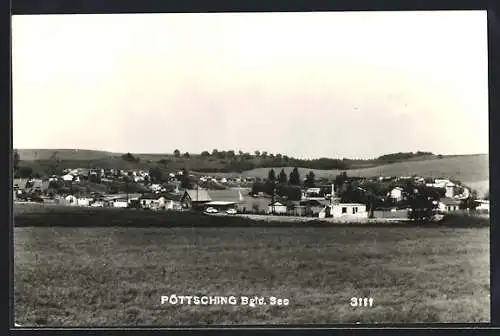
[12, 11, 489, 159]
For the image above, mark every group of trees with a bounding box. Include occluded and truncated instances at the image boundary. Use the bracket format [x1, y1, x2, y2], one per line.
[121, 153, 140, 163]
[168, 149, 439, 172]
[250, 167, 319, 201]
[376, 151, 434, 164]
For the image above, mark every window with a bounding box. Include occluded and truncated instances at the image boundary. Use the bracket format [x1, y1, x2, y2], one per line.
[342, 207, 347, 214]
[353, 207, 358, 214]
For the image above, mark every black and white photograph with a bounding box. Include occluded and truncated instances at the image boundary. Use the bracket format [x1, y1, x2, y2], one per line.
[12, 11, 490, 326]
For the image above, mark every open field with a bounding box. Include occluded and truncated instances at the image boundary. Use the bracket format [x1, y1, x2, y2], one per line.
[14, 223, 489, 326]
[211, 155, 489, 184]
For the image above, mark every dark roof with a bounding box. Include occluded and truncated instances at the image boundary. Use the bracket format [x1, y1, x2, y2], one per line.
[269, 200, 295, 207]
[440, 197, 461, 206]
[163, 193, 183, 202]
[140, 193, 162, 200]
[184, 189, 212, 202]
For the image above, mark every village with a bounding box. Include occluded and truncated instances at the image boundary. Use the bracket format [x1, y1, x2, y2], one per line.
[12, 166, 490, 221]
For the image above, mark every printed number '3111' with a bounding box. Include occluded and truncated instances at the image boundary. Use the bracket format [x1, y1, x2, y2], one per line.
[350, 297, 374, 307]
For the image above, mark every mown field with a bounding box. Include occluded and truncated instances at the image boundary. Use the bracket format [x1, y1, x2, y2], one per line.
[13, 206, 490, 326]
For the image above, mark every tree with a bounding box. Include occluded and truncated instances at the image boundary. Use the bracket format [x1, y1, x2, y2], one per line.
[283, 155, 289, 162]
[212, 149, 219, 156]
[268, 169, 276, 183]
[122, 152, 138, 162]
[201, 151, 210, 157]
[174, 149, 181, 158]
[261, 151, 268, 159]
[276, 153, 282, 160]
[227, 150, 236, 159]
[183, 152, 190, 158]
[180, 168, 192, 189]
[304, 171, 316, 188]
[149, 167, 163, 183]
[278, 168, 288, 184]
[289, 167, 301, 186]
[254, 150, 261, 157]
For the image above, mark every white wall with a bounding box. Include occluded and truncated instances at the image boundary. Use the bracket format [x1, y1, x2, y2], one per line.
[331, 204, 368, 218]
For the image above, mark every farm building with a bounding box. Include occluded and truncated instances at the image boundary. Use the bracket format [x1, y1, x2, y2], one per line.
[204, 201, 237, 212]
[297, 199, 326, 215]
[13, 178, 29, 191]
[438, 197, 461, 212]
[64, 195, 77, 205]
[318, 203, 368, 219]
[112, 199, 129, 208]
[475, 200, 489, 212]
[139, 194, 166, 210]
[303, 188, 322, 199]
[164, 194, 183, 211]
[388, 187, 404, 202]
[267, 200, 294, 214]
[181, 189, 212, 210]
[62, 174, 74, 182]
[76, 197, 93, 207]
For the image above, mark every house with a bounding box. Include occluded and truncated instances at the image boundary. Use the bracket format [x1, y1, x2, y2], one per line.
[267, 201, 291, 214]
[204, 201, 237, 212]
[303, 188, 322, 199]
[76, 197, 93, 207]
[62, 174, 74, 182]
[475, 200, 489, 212]
[164, 194, 183, 211]
[13, 178, 29, 190]
[298, 199, 325, 215]
[181, 189, 212, 210]
[438, 197, 461, 212]
[319, 203, 368, 219]
[113, 198, 129, 208]
[388, 187, 404, 202]
[65, 195, 77, 205]
[445, 182, 456, 198]
[139, 194, 166, 210]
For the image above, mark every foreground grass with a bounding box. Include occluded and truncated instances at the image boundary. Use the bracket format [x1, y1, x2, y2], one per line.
[14, 225, 490, 326]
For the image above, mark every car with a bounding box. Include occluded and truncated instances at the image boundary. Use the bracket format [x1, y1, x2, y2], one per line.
[205, 207, 218, 214]
[226, 208, 237, 215]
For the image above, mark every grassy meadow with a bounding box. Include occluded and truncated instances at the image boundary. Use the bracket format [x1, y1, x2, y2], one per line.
[13, 206, 490, 326]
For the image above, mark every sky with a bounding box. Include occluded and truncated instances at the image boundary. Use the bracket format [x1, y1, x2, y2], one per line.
[12, 11, 489, 159]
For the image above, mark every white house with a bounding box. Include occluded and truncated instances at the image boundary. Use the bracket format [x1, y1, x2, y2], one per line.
[62, 174, 74, 182]
[65, 195, 77, 205]
[140, 194, 166, 209]
[438, 197, 461, 212]
[113, 199, 129, 208]
[475, 200, 489, 212]
[445, 182, 456, 198]
[267, 201, 289, 214]
[319, 203, 368, 219]
[388, 187, 404, 202]
[76, 197, 93, 207]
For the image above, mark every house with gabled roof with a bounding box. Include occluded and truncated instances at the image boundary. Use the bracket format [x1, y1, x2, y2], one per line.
[181, 188, 212, 210]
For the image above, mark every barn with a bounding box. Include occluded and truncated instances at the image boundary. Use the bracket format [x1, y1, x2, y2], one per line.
[181, 189, 212, 210]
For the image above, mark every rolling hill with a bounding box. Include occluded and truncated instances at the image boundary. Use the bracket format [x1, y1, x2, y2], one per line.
[211, 154, 489, 187]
